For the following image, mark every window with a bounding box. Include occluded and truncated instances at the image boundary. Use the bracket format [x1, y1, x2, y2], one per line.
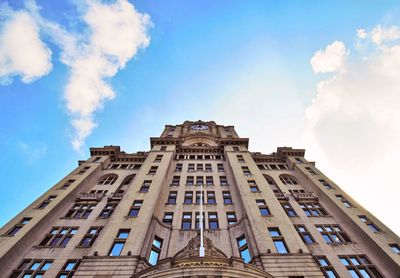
[77, 166, 90, 175]
[314, 256, 338, 278]
[140, 180, 151, 192]
[242, 166, 251, 175]
[256, 200, 270, 216]
[97, 174, 118, 185]
[358, 215, 381, 233]
[65, 202, 96, 218]
[167, 191, 177, 204]
[170, 176, 180, 186]
[11, 259, 53, 278]
[59, 179, 75, 190]
[208, 212, 219, 229]
[5, 218, 31, 236]
[196, 176, 204, 185]
[237, 155, 245, 162]
[149, 236, 163, 265]
[248, 180, 259, 192]
[154, 154, 163, 162]
[57, 259, 80, 278]
[39, 226, 78, 248]
[98, 201, 119, 218]
[175, 163, 182, 172]
[219, 176, 228, 186]
[319, 179, 333, 189]
[163, 212, 173, 225]
[160, 146, 167, 151]
[195, 212, 206, 229]
[206, 176, 214, 185]
[188, 163, 195, 172]
[186, 176, 194, 185]
[316, 224, 351, 244]
[109, 229, 130, 256]
[279, 175, 298, 185]
[268, 228, 289, 253]
[389, 243, 400, 254]
[336, 195, 353, 208]
[182, 213, 192, 230]
[280, 202, 297, 217]
[223, 191, 232, 204]
[128, 200, 143, 217]
[237, 235, 251, 263]
[78, 227, 102, 247]
[148, 166, 158, 175]
[232, 146, 239, 151]
[205, 163, 212, 172]
[305, 166, 317, 175]
[339, 255, 383, 278]
[299, 202, 328, 217]
[216, 163, 224, 172]
[184, 191, 193, 204]
[226, 212, 237, 225]
[195, 191, 204, 204]
[295, 225, 315, 245]
[36, 195, 56, 209]
[207, 191, 216, 204]
[197, 163, 204, 171]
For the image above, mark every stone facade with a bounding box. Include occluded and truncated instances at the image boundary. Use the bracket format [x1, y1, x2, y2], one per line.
[0, 120, 399, 278]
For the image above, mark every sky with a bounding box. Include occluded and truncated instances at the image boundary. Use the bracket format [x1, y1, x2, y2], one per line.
[1, 0, 400, 235]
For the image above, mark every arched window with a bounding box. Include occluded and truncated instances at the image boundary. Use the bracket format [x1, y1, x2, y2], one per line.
[121, 174, 135, 186]
[279, 175, 299, 185]
[97, 174, 118, 185]
[264, 175, 281, 193]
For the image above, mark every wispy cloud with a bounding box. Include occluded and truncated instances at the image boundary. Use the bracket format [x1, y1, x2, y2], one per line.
[17, 142, 47, 165]
[0, 0, 152, 151]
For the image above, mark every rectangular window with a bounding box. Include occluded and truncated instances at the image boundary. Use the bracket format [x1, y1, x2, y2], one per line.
[256, 200, 270, 216]
[205, 163, 212, 172]
[167, 191, 177, 204]
[314, 256, 338, 278]
[299, 202, 328, 217]
[237, 235, 251, 263]
[280, 202, 297, 217]
[5, 217, 31, 237]
[316, 224, 352, 244]
[196, 176, 204, 185]
[195, 191, 204, 204]
[389, 243, 400, 254]
[305, 166, 317, 175]
[186, 176, 194, 185]
[39, 226, 78, 248]
[219, 176, 228, 186]
[77, 166, 90, 175]
[57, 259, 80, 278]
[160, 146, 167, 151]
[188, 163, 195, 172]
[182, 213, 192, 230]
[237, 155, 245, 162]
[140, 180, 151, 192]
[226, 212, 237, 225]
[268, 228, 289, 254]
[233, 146, 239, 151]
[195, 212, 206, 229]
[336, 194, 353, 208]
[339, 255, 383, 278]
[207, 191, 216, 204]
[163, 212, 173, 225]
[65, 202, 96, 218]
[148, 166, 158, 175]
[208, 212, 219, 229]
[154, 154, 163, 162]
[319, 179, 333, 189]
[242, 166, 251, 175]
[197, 163, 204, 171]
[36, 195, 57, 209]
[78, 226, 102, 248]
[248, 180, 259, 192]
[11, 259, 53, 278]
[295, 225, 315, 245]
[128, 200, 143, 217]
[59, 179, 75, 190]
[206, 176, 214, 185]
[184, 191, 193, 204]
[171, 176, 180, 186]
[223, 191, 233, 204]
[217, 163, 224, 172]
[358, 215, 381, 233]
[108, 229, 130, 256]
[99, 201, 119, 218]
[148, 236, 163, 265]
[175, 163, 182, 172]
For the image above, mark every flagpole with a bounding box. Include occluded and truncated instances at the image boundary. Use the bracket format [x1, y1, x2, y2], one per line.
[199, 182, 205, 257]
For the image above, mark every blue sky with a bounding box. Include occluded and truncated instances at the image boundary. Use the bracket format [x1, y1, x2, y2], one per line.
[1, 0, 400, 234]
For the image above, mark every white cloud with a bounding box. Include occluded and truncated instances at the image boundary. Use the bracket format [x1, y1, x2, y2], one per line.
[306, 27, 400, 235]
[310, 40, 348, 74]
[357, 25, 400, 45]
[0, 10, 52, 84]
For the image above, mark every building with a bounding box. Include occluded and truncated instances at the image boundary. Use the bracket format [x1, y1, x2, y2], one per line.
[0, 120, 399, 278]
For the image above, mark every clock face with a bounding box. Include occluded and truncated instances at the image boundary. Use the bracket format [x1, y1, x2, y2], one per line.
[191, 124, 209, 131]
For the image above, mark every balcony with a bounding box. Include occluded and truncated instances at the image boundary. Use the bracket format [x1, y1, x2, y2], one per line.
[292, 192, 318, 201]
[274, 192, 289, 201]
[108, 192, 125, 201]
[76, 192, 104, 201]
